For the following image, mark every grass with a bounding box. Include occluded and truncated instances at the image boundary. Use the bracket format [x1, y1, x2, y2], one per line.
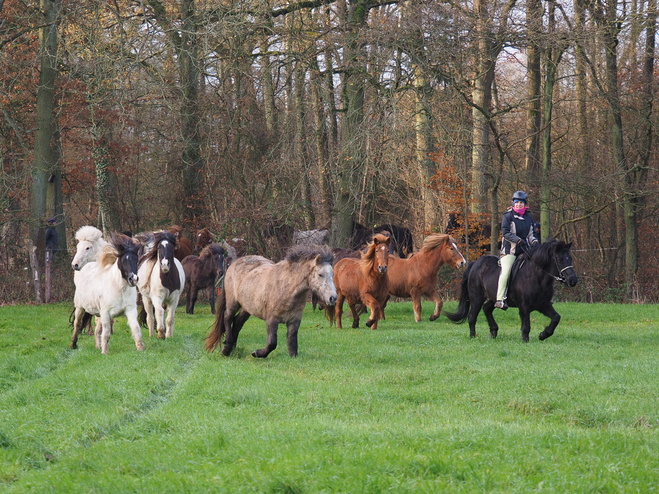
[0, 300, 658, 493]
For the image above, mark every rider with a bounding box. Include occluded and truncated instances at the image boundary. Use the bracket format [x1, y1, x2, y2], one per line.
[494, 190, 539, 309]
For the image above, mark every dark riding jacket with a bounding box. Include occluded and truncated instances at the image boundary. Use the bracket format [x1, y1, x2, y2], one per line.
[500, 208, 538, 256]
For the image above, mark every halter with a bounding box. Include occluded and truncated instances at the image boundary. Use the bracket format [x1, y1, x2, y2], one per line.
[520, 244, 573, 283]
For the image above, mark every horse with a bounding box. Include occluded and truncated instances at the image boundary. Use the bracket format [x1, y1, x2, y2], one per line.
[444, 239, 578, 342]
[205, 244, 337, 358]
[195, 228, 214, 254]
[137, 231, 185, 339]
[182, 244, 226, 314]
[70, 234, 144, 354]
[387, 234, 466, 322]
[167, 225, 193, 262]
[71, 225, 107, 271]
[293, 228, 330, 246]
[330, 233, 391, 330]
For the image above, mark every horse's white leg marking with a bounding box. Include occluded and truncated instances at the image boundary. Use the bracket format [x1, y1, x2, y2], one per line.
[94, 317, 103, 349]
[165, 302, 175, 338]
[152, 295, 166, 338]
[100, 311, 113, 355]
[142, 296, 156, 338]
[125, 305, 145, 351]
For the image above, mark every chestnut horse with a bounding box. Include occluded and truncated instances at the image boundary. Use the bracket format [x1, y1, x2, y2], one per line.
[330, 233, 391, 330]
[387, 234, 466, 322]
[167, 225, 193, 262]
[195, 228, 214, 254]
[205, 244, 337, 358]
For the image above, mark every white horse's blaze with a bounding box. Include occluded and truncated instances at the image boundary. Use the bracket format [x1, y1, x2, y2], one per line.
[159, 240, 171, 273]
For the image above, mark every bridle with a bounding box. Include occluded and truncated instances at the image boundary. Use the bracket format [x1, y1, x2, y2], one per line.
[520, 244, 573, 284]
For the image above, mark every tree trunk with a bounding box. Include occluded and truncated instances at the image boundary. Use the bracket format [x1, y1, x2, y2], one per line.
[333, 0, 368, 247]
[29, 0, 61, 302]
[525, 0, 542, 181]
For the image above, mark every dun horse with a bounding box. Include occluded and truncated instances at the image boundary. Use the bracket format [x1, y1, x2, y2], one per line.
[388, 234, 466, 322]
[71, 234, 144, 354]
[182, 244, 226, 314]
[205, 244, 337, 358]
[330, 233, 391, 330]
[444, 239, 578, 341]
[137, 231, 185, 339]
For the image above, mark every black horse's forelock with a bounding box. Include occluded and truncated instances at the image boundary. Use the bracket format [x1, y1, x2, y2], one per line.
[140, 231, 176, 265]
[285, 244, 333, 264]
[109, 232, 138, 256]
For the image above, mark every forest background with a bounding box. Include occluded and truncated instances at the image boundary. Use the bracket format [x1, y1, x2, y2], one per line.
[0, 0, 657, 304]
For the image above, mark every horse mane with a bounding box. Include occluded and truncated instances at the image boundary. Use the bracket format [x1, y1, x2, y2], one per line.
[421, 233, 451, 251]
[360, 233, 389, 274]
[285, 244, 333, 265]
[98, 233, 137, 269]
[140, 231, 177, 266]
[75, 225, 103, 243]
[527, 238, 562, 267]
[200, 243, 226, 260]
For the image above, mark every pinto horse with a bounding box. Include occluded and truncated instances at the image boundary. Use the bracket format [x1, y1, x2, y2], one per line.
[330, 233, 391, 330]
[205, 244, 337, 358]
[71, 234, 144, 354]
[444, 239, 578, 342]
[137, 231, 185, 339]
[387, 234, 466, 322]
[182, 244, 226, 314]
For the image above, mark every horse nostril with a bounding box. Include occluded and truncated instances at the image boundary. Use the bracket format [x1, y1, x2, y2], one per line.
[329, 295, 337, 305]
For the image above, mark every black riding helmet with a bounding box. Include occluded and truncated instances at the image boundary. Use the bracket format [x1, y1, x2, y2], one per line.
[512, 190, 528, 204]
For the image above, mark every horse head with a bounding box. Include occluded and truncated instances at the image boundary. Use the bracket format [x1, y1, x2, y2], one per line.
[554, 241, 578, 287]
[111, 233, 139, 287]
[445, 235, 467, 268]
[362, 233, 391, 275]
[154, 231, 177, 274]
[285, 244, 337, 306]
[72, 226, 105, 270]
[196, 228, 213, 254]
[209, 244, 227, 278]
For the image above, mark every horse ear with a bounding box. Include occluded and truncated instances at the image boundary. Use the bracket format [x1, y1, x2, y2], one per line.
[315, 254, 323, 265]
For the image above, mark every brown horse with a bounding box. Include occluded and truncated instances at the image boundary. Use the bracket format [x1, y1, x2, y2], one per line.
[387, 234, 466, 322]
[331, 233, 391, 330]
[205, 244, 337, 358]
[167, 225, 193, 262]
[195, 228, 214, 254]
[182, 244, 226, 314]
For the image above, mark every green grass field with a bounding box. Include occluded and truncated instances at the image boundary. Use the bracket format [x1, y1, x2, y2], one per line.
[0, 301, 658, 493]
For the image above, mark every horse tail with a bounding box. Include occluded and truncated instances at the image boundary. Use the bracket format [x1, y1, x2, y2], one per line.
[205, 288, 227, 352]
[138, 306, 147, 327]
[444, 262, 473, 324]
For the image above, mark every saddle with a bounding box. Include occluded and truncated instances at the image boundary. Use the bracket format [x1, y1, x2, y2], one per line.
[508, 255, 527, 288]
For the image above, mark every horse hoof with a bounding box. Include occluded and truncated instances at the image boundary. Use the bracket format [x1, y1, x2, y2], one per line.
[222, 345, 233, 357]
[490, 332, 498, 339]
[136, 343, 145, 351]
[70, 343, 77, 350]
[365, 320, 374, 328]
[539, 331, 549, 341]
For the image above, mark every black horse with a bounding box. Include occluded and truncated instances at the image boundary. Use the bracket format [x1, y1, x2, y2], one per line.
[350, 221, 414, 258]
[444, 239, 578, 342]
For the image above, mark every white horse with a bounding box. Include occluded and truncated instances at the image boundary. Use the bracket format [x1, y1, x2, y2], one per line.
[71, 234, 144, 355]
[71, 225, 109, 336]
[137, 231, 185, 339]
[71, 225, 108, 270]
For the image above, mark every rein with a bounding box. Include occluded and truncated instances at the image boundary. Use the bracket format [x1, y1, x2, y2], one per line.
[520, 245, 572, 284]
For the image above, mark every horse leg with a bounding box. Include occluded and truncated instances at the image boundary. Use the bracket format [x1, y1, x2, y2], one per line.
[335, 293, 345, 329]
[410, 290, 423, 322]
[348, 302, 360, 328]
[482, 300, 499, 339]
[188, 286, 199, 315]
[185, 284, 194, 314]
[125, 305, 146, 352]
[538, 303, 561, 341]
[428, 289, 443, 322]
[152, 296, 166, 339]
[99, 312, 114, 355]
[253, 318, 279, 358]
[467, 295, 486, 338]
[164, 301, 176, 338]
[222, 301, 248, 356]
[286, 319, 302, 357]
[142, 297, 156, 338]
[208, 286, 215, 315]
[519, 308, 532, 343]
[362, 294, 380, 330]
[71, 307, 86, 349]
